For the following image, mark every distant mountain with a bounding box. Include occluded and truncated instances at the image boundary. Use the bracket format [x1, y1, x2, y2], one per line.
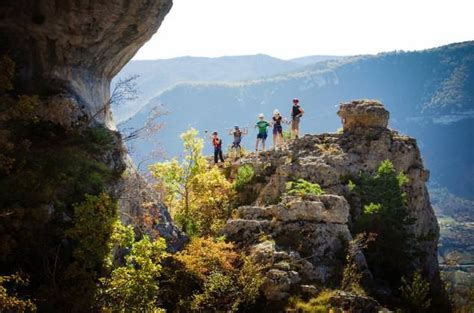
[120, 41, 474, 200]
[111, 54, 306, 121]
[290, 55, 346, 65]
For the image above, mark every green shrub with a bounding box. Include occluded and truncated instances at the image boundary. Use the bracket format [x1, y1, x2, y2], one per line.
[234, 164, 255, 191]
[67, 193, 118, 269]
[282, 129, 292, 141]
[400, 271, 431, 313]
[98, 236, 167, 312]
[286, 179, 324, 197]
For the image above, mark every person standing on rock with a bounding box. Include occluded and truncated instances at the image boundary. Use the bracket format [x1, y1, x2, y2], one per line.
[209, 131, 224, 164]
[272, 109, 286, 150]
[255, 113, 270, 152]
[291, 98, 304, 139]
[229, 125, 248, 158]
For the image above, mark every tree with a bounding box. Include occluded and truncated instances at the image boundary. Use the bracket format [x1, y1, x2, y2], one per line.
[149, 128, 234, 237]
[121, 105, 166, 143]
[351, 160, 415, 287]
[91, 75, 139, 122]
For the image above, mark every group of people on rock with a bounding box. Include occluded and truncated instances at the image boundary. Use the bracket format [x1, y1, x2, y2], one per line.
[208, 98, 304, 164]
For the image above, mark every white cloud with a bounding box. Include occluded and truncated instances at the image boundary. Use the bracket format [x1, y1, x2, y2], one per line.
[133, 0, 474, 60]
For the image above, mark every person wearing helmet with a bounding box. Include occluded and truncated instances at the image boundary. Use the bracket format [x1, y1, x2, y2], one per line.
[211, 131, 224, 164]
[291, 98, 304, 139]
[272, 109, 285, 150]
[255, 113, 270, 152]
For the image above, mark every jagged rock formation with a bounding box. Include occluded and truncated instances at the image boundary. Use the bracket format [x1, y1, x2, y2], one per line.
[223, 100, 442, 308]
[0, 0, 185, 249]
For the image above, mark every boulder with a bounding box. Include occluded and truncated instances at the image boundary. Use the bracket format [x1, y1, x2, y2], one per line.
[270, 195, 349, 224]
[262, 269, 301, 301]
[337, 99, 389, 131]
[222, 219, 265, 242]
[326, 290, 382, 313]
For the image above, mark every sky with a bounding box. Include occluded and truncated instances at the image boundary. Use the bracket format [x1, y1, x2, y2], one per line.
[133, 0, 474, 60]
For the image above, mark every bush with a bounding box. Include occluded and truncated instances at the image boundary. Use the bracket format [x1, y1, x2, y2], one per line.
[174, 237, 238, 280]
[170, 237, 264, 312]
[98, 236, 167, 312]
[286, 179, 324, 197]
[67, 193, 118, 269]
[234, 164, 255, 191]
[282, 129, 292, 141]
[0, 273, 36, 312]
[400, 270, 431, 313]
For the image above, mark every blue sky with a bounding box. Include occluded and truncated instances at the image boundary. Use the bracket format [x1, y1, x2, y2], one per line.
[133, 0, 474, 60]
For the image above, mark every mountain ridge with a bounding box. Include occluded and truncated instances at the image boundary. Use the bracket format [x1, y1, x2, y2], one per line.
[112, 54, 347, 121]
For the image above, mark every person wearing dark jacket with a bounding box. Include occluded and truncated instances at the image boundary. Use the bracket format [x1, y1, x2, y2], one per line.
[291, 98, 304, 139]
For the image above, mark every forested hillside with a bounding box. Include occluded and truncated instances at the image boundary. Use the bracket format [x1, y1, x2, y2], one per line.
[112, 54, 313, 121]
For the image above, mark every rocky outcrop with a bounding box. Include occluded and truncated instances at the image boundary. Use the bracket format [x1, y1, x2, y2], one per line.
[223, 194, 366, 301]
[0, 0, 185, 250]
[337, 99, 389, 131]
[224, 100, 441, 306]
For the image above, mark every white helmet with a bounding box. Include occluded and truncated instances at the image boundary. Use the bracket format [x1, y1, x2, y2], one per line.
[273, 109, 280, 116]
[258, 113, 264, 118]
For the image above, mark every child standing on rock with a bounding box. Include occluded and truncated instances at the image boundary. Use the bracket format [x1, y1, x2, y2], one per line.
[255, 113, 270, 152]
[229, 125, 248, 158]
[207, 131, 224, 164]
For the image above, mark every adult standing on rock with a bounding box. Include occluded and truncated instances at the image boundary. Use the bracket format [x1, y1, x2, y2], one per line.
[291, 98, 304, 139]
[272, 109, 285, 150]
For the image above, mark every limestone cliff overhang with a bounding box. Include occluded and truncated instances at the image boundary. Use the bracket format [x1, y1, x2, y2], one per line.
[0, 0, 173, 127]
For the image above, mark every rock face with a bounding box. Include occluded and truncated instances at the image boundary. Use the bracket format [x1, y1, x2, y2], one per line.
[223, 194, 368, 301]
[0, 0, 172, 128]
[223, 100, 441, 305]
[0, 0, 186, 249]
